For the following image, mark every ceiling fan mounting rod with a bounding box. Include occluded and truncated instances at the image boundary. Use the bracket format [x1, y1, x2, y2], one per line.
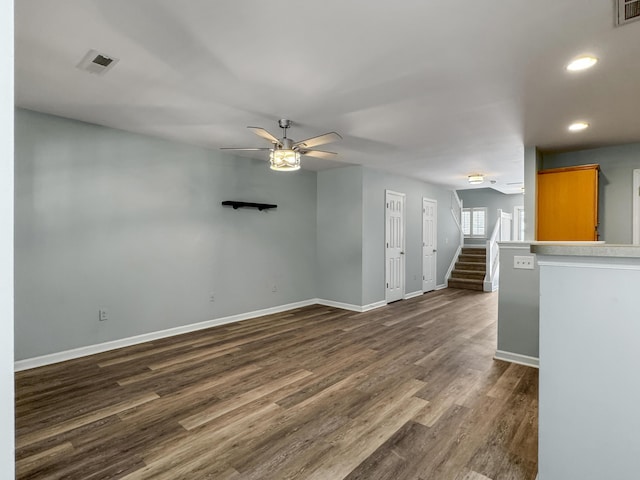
[278, 118, 292, 138]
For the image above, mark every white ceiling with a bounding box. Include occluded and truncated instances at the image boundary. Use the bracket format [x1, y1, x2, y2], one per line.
[14, 0, 640, 194]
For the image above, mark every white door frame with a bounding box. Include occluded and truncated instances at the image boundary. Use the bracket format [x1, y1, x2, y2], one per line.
[422, 197, 437, 293]
[513, 205, 525, 241]
[385, 190, 405, 303]
[499, 209, 513, 242]
[634, 169, 640, 245]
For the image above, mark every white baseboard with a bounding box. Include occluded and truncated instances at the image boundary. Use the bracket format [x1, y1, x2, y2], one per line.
[494, 350, 539, 368]
[435, 284, 446, 290]
[361, 300, 387, 312]
[404, 290, 423, 300]
[484, 280, 499, 292]
[15, 298, 318, 372]
[316, 299, 386, 313]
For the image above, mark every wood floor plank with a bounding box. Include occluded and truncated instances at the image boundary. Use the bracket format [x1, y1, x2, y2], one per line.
[15, 441, 75, 478]
[179, 369, 313, 430]
[17, 392, 160, 449]
[15, 289, 538, 480]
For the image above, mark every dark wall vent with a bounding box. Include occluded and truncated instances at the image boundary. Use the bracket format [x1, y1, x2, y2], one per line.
[76, 49, 119, 75]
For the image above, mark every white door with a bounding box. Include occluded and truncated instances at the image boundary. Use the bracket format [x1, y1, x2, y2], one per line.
[385, 190, 405, 303]
[499, 209, 512, 241]
[422, 198, 437, 292]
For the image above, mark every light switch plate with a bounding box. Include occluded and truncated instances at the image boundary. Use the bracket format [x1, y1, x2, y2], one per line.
[514, 255, 535, 270]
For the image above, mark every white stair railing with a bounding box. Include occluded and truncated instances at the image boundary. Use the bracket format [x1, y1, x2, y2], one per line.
[484, 217, 501, 292]
[446, 191, 464, 286]
[450, 191, 463, 246]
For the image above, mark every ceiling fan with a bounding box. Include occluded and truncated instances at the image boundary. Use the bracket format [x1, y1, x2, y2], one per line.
[221, 119, 342, 171]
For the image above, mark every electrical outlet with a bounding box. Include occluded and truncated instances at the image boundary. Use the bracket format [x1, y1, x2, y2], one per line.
[98, 309, 108, 321]
[272, 284, 278, 293]
[209, 293, 215, 302]
[513, 255, 535, 270]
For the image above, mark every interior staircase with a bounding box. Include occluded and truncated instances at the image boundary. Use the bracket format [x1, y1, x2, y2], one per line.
[448, 246, 486, 291]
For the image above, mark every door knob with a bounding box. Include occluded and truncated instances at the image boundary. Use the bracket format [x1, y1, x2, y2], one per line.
[433, 249, 437, 253]
[400, 251, 405, 255]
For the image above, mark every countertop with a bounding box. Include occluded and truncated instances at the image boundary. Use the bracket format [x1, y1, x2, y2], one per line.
[530, 243, 640, 258]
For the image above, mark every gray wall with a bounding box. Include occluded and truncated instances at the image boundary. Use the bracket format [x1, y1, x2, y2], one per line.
[316, 166, 460, 308]
[15, 109, 463, 361]
[1, 1, 14, 473]
[542, 143, 640, 244]
[362, 168, 459, 305]
[15, 109, 318, 360]
[457, 188, 525, 245]
[316, 166, 363, 305]
[496, 243, 539, 359]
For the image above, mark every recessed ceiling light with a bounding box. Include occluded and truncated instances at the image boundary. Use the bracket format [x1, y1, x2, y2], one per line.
[566, 56, 598, 71]
[568, 121, 589, 132]
[468, 174, 484, 184]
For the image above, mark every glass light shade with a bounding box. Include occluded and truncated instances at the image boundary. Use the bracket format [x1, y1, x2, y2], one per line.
[269, 149, 301, 171]
[468, 174, 484, 184]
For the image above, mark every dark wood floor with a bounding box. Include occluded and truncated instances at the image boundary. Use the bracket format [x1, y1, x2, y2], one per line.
[15, 288, 538, 480]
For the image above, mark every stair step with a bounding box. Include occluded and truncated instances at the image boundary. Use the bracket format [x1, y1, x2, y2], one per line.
[448, 278, 484, 291]
[455, 261, 486, 271]
[450, 269, 485, 280]
[459, 254, 486, 262]
[462, 247, 486, 255]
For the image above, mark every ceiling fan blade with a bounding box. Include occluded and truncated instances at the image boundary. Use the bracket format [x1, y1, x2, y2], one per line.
[247, 126, 280, 144]
[294, 132, 342, 149]
[220, 147, 271, 151]
[299, 150, 338, 159]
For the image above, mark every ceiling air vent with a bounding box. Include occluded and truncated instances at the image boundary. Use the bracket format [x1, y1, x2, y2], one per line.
[76, 49, 119, 75]
[617, 0, 640, 26]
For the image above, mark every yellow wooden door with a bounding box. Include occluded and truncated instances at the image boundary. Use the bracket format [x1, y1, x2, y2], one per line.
[537, 164, 599, 241]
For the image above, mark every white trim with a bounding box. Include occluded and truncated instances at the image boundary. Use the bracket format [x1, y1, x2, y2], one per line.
[435, 283, 447, 290]
[497, 243, 531, 250]
[494, 350, 539, 368]
[483, 279, 499, 292]
[633, 169, 640, 245]
[404, 290, 423, 300]
[537, 259, 640, 270]
[361, 300, 387, 311]
[513, 205, 525, 241]
[15, 299, 317, 371]
[316, 299, 386, 313]
[451, 190, 464, 248]
[445, 245, 462, 287]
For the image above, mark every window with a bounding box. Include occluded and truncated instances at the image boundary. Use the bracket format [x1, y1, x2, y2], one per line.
[462, 207, 487, 238]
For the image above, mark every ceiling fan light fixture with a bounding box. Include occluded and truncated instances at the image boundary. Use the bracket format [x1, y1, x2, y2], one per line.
[269, 149, 301, 172]
[468, 174, 484, 185]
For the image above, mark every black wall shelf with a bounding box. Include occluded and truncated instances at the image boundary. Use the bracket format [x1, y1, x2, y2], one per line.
[221, 201, 277, 211]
